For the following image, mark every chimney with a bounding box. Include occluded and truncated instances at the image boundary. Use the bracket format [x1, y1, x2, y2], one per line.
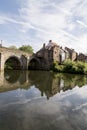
[43, 43, 45, 49]
[0, 40, 2, 47]
[49, 40, 52, 43]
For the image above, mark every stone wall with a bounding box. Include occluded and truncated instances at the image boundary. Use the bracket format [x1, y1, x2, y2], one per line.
[0, 46, 31, 71]
[77, 53, 87, 62]
[65, 47, 77, 61]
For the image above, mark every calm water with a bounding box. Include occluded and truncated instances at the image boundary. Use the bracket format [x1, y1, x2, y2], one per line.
[0, 70, 87, 130]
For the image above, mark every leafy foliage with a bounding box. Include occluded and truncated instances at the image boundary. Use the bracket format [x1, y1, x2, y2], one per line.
[19, 45, 33, 53]
[51, 59, 87, 74]
[5, 61, 14, 70]
[51, 61, 63, 72]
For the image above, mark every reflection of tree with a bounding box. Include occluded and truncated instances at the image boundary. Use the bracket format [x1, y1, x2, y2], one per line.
[29, 71, 87, 99]
[3, 70, 87, 99]
[57, 74, 87, 92]
[54, 73, 87, 91]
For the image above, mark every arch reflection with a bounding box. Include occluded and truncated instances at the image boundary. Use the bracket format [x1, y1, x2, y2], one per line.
[0, 70, 87, 99]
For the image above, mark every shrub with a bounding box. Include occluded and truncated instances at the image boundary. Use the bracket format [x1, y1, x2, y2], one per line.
[51, 59, 87, 74]
[84, 63, 87, 74]
[50, 61, 58, 72]
[63, 59, 77, 73]
[50, 61, 63, 72]
[76, 61, 85, 74]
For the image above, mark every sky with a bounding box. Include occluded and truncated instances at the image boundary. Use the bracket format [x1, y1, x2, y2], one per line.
[0, 0, 87, 53]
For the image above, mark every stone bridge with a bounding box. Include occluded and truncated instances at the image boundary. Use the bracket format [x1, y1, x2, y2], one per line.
[0, 47, 32, 71]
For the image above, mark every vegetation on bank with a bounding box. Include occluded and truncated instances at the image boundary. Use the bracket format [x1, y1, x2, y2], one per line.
[51, 59, 87, 74]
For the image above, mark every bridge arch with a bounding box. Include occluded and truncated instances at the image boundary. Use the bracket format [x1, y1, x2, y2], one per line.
[4, 56, 22, 70]
[28, 57, 40, 70]
[28, 57, 48, 70]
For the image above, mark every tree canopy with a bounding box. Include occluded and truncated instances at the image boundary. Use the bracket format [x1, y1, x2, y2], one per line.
[19, 45, 33, 53]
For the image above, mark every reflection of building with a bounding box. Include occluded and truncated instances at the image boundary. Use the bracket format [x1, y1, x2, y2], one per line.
[1, 70, 87, 98]
[29, 71, 60, 99]
[29, 71, 87, 99]
[29, 40, 78, 70]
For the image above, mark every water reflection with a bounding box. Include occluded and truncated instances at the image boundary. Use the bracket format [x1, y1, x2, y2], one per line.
[4, 70, 21, 83]
[0, 71, 87, 130]
[29, 71, 87, 99]
[0, 70, 87, 99]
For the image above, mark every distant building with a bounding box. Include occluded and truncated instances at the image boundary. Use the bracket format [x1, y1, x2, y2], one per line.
[77, 53, 87, 62]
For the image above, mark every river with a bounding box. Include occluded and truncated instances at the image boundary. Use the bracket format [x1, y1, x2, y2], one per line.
[0, 70, 87, 130]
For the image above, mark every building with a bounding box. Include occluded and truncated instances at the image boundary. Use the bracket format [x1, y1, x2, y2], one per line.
[65, 47, 77, 61]
[29, 40, 61, 70]
[29, 40, 78, 70]
[77, 53, 87, 62]
[59, 47, 66, 63]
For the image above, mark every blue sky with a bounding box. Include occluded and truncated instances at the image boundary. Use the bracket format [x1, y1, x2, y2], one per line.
[0, 0, 87, 53]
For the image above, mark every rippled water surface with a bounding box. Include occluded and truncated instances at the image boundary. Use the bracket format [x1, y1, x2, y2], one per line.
[0, 70, 87, 130]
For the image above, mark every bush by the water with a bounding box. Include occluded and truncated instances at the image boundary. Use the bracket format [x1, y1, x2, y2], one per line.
[51, 59, 87, 74]
[50, 61, 64, 72]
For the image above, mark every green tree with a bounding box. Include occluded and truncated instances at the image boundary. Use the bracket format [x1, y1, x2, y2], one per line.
[19, 45, 33, 53]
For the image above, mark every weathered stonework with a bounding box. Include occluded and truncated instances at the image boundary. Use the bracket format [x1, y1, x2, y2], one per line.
[0, 47, 31, 71]
[29, 40, 79, 70]
[0, 40, 86, 71]
[77, 53, 87, 62]
[65, 47, 77, 61]
[29, 40, 65, 70]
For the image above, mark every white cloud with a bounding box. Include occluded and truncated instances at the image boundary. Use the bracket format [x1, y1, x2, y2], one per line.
[17, 0, 87, 52]
[0, 0, 87, 52]
[77, 20, 87, 28]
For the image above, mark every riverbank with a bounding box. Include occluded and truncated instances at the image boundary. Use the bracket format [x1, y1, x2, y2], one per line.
[51, 60, 87, 74]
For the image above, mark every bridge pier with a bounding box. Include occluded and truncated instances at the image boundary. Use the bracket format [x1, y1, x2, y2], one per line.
[0, 54, 5, 71]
